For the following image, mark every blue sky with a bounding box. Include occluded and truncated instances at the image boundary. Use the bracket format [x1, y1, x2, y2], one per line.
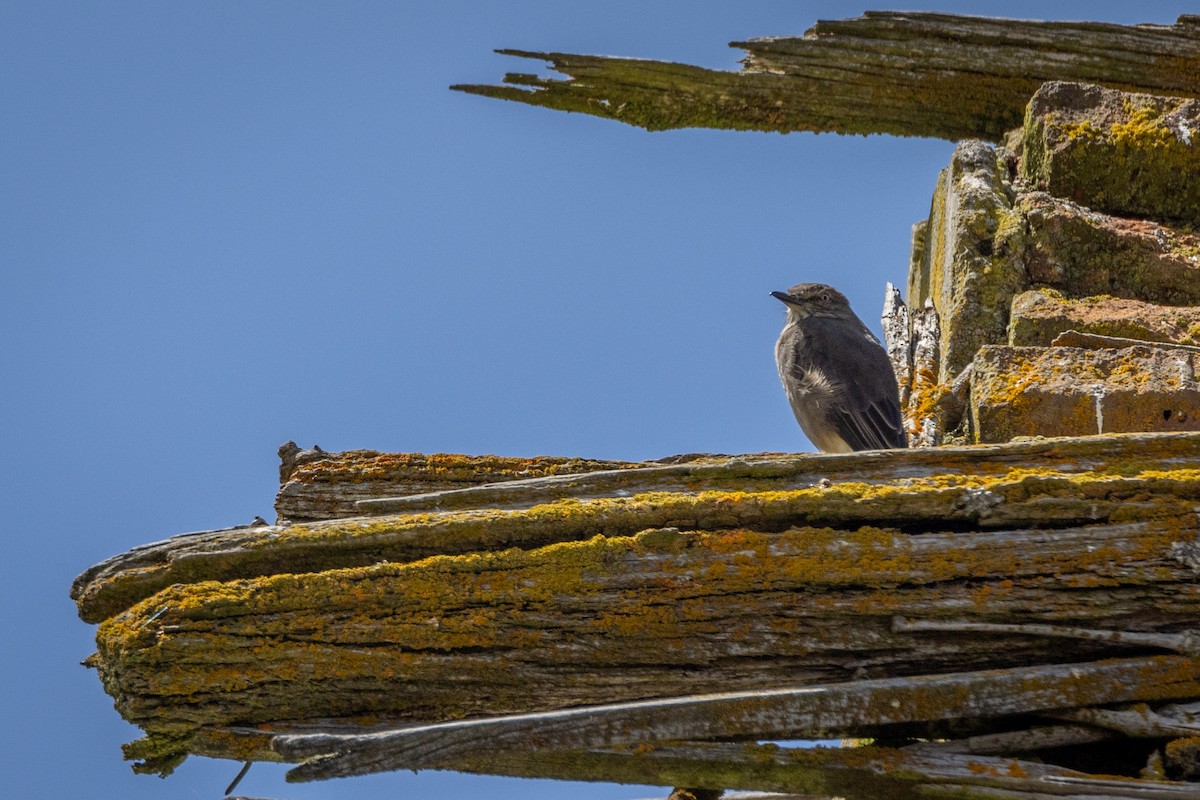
[4, 2, 1193, 798]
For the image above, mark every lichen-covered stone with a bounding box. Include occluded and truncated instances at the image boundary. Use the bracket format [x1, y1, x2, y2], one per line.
[1009, 289, 1200, 347]
[971, 345, 1200, 442]
[1018, 192, 1200, 307]
[1022, 82, 1200, 226]
[907, 140, 1023, 383]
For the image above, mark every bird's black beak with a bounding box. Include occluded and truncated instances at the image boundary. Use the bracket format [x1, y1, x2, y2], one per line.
[771, 290, 798, 305]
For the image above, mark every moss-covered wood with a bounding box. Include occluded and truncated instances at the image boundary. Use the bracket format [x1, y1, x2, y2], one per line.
[74, 433, 1200, 785]
[91, 518, 1200, 742]
[452, 12, 1200, 141]
[73, 432, 1200, 623]
[275, 440, 651, 523]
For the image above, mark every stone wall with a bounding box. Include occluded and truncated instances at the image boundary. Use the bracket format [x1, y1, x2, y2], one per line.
[890, 81, 1200, 444]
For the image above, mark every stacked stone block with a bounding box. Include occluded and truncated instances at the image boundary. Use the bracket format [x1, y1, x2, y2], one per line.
[894, 81, 1200, 444]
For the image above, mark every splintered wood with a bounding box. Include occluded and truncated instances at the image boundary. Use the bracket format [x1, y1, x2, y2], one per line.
[74, 433, 1200, 797]
[453, 12, 1200, 141]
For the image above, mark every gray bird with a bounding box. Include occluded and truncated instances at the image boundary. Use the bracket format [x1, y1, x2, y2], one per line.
[772, 283, 906, 453]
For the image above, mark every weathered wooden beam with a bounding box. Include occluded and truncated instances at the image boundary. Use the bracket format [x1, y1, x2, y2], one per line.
[891, 618, 1200, 656]
[164, 729, 1197, 799]
[905, 723, 1119, 755]
[441, 741, 1187, 800]
[1048, 705, 1200, 739]
[357, 431, 1200, 514]
[452, 12, 1200, 141]
[72, 437, 1200, 623]
[273, 655, 1200, 780]
[294, 742, 1093, 799]
[88, 513, 1198, 763]
[275, 442, 650, 523]
[72, 432, 1200, 623]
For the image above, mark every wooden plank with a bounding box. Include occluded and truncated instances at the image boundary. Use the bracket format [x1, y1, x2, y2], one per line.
[275, 442, 650, 523]
[452, 12, 1200, 141]
[273, 655, 1200, 780]
[355, 432, 1200, 514]
[89, 517, 1199, 754]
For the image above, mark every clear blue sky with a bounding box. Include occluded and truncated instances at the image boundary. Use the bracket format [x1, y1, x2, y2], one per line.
[4, 2, 1192, 798]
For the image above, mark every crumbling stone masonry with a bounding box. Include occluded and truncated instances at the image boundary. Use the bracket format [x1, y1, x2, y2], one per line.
[889, 81, 1200, 444]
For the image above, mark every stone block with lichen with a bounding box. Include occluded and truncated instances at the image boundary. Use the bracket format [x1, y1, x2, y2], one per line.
[1018, 192, 1200, 306]
[906, 139, 1023, 384]
[970, 344, 1200, 442]
[1022, 81, 1200, 227]
[1009, 289, 1200, 347]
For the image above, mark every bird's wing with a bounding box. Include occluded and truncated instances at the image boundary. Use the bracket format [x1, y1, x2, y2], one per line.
[806, 320, 907, 451]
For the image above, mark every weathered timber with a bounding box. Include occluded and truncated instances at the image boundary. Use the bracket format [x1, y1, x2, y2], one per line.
[88, 515, 1199, 763]
[905, 723, 1119, 754]
[71, 432, 1200, 623]
[447, 743, 1197, 800]
[1049, 705, 1200, 739]
[357, 431, 1200, 514]
[275, 442, 652, 524]
[273, 656, 1200, 779]
[419, 742, 1184, 800]
[452, 12, 1200, 141]
[76, 432, 1200, 789]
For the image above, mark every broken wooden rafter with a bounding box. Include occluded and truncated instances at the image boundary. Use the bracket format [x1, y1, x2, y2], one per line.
[274, 655, 1200, 781]
[421, 741, 1192, 800]
[451, 12, 1200, 141]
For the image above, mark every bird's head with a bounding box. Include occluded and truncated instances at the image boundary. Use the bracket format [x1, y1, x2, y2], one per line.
[771, 283, 852, 320]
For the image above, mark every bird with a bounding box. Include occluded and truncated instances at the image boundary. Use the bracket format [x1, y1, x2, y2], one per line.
[772, 282, 907, 453]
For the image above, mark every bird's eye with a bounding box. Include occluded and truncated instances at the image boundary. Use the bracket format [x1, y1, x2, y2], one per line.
[820, 293, 831, 302]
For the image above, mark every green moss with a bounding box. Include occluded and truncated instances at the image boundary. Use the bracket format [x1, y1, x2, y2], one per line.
[91, 476, 1200, 753]
[1025, 89, 1200, 226]
[288, 450, 644, 486]
[122, 733, 190, 776]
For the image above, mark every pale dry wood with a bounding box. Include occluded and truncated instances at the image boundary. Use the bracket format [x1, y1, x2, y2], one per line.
[908, 301, 944, 446]
[355, 431, 1200, 514]
[274, 655, 1200, 780]
[1048, 705, 1200, 739]
[882, 283, 912, 410]
[892, 618, 1200, 655]
[447, 741, 1091, 800]
[453, 12, 1200, 141]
